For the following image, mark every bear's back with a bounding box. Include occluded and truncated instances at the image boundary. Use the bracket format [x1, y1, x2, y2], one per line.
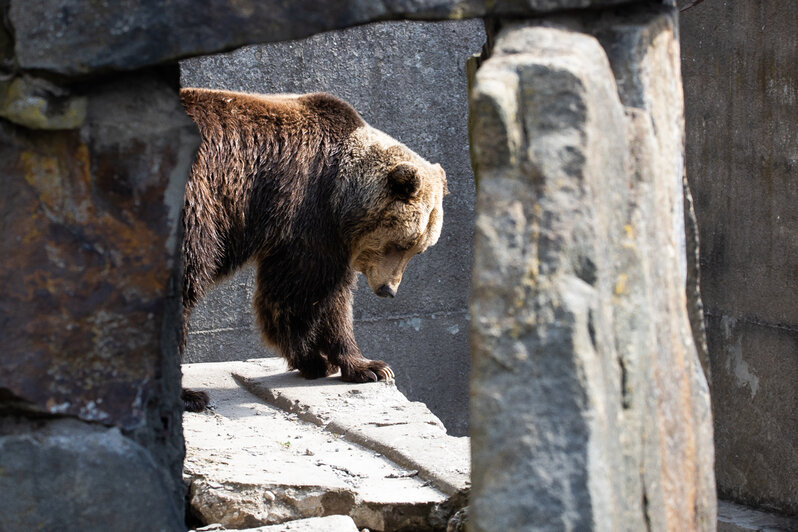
[179, 88, 364, 140]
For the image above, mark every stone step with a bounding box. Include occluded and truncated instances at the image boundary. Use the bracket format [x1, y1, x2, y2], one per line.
[182, 359, 469, 531]
[194, 515, 360, 531]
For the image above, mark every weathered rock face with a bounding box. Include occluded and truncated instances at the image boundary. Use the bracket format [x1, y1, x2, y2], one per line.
[0, 68, 198, 526]
[681, 0, 798, 516]
[180, 19, 486, 437]
[469, 5, 715, 531]
[0, 417, 184, 531]
[10, 0, 639, 77]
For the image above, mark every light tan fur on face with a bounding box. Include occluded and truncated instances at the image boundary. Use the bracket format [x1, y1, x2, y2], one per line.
[336, 126, 447, 297]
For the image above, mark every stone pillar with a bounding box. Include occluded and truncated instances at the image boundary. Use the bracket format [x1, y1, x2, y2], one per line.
[0, 70, 198, 529]
[469, 5, 715, 531]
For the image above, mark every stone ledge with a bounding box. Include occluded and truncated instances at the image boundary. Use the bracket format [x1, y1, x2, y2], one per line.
[193, 515, 359, 531]
[182, 359, 469, 531]
[232, 358, 470, 496]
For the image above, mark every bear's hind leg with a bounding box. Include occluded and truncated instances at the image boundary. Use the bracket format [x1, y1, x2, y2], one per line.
[182, 388, 210, 412]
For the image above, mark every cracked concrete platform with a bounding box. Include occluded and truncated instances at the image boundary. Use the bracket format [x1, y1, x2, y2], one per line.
[182, 359, 470, 531]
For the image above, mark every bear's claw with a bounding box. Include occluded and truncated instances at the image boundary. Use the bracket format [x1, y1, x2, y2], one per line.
[341, 360, 394, 384]
[377, 366, 395, 382]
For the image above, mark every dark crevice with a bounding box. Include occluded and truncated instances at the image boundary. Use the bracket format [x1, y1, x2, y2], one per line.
[0, 0, 16, 75]
[587, 308, 598, 350]
[642, 489, 652, 532]
[184, 481, 207, 530]
[619, 355, 631, 409]
[0, 387, 30, 404]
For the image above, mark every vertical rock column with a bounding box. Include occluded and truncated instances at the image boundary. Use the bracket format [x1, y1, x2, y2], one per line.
[0, 71, 198, 530]
[469, 6, 715, 531]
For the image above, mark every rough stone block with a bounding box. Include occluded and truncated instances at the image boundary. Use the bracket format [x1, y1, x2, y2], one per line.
[469, 9, 714, 531]
[0, 69, 198, 518]
[11, 0, 641, 77]
[0, 417, 184, 531]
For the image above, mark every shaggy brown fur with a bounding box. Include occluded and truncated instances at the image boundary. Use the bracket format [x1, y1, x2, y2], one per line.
[179, 88, 447, 411]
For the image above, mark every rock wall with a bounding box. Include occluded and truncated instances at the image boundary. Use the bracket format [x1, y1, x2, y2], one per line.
[681, 1, 798, 516]
[468, 5, 715, 530]
[0, 67, 196, 529]
[180, 19, 486, 437]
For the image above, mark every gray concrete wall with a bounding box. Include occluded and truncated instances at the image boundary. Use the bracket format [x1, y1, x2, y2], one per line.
[681, 1, 798, 516]
[180, 20, 486, 436]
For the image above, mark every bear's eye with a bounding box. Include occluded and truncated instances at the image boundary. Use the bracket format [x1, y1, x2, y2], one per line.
[385, 243, 411, 254]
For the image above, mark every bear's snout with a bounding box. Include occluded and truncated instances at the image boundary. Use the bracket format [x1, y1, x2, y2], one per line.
[375, 284, 396, 298]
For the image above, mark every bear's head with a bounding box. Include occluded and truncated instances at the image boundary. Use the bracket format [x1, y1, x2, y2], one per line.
[337, 125, 448, 298]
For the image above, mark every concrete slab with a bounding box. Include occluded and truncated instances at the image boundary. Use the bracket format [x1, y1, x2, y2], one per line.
[183, 360, 469, 531]
[230, 358, 470, 496]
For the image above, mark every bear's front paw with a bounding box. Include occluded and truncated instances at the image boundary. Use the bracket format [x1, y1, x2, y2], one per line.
[296, 357, 338, 380]
[341, 360, 395, 383]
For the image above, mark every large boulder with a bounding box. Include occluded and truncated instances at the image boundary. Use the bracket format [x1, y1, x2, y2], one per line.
[469, 6, 715, 531]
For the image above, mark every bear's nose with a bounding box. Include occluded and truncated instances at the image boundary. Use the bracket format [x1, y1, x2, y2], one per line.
[376, 284, 396, 298]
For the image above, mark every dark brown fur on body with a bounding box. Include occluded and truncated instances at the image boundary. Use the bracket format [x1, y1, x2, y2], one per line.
[179, 88, 447, 411]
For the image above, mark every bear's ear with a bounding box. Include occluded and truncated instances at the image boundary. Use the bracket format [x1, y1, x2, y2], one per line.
[387, 162, 421, 201]
[434, 163, 449, 196]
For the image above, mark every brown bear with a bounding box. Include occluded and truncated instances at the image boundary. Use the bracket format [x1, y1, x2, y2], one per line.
[179, 88, 447, 411]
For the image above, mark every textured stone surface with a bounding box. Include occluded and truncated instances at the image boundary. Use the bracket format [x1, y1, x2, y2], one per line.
[233, 358, 470, 496]
[11, 0, 644, 77]
[183, 360, 468, 530]
[0, 417, 184, 531]
[469, 7, 714, 531]
[181, 19, 485, 436]
[681, 0, 798, 516]
[0, 68, 196, 516]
